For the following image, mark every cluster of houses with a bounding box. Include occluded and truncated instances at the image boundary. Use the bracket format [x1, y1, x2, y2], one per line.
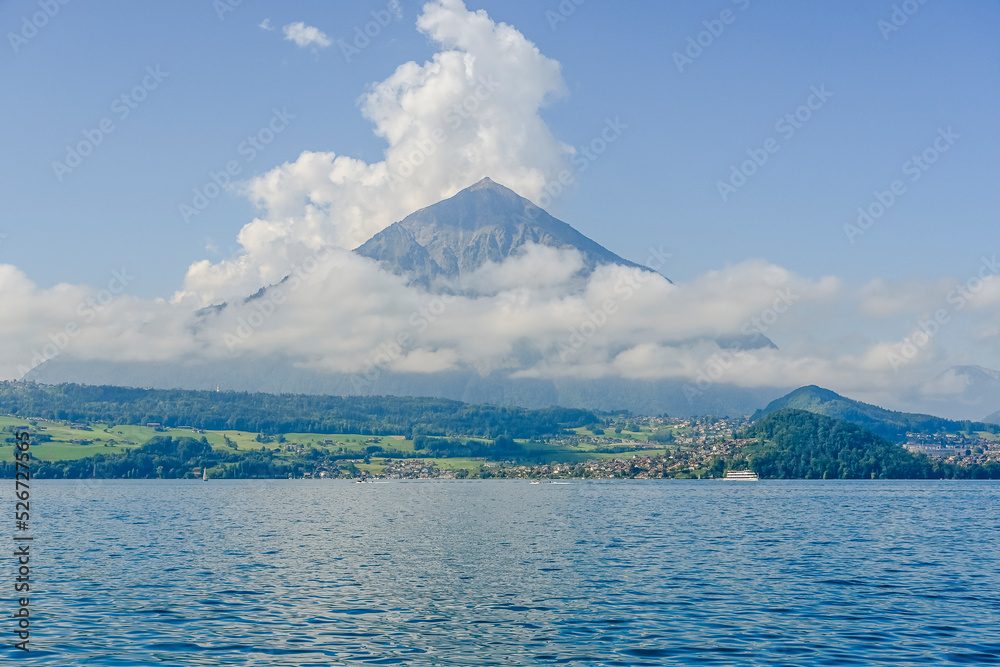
[650, 416, 750, 445]
[341, 437, 762, 480]
[561, 415, 751, 448]
[483, 447, 750, 480]
[903, 433, 999, 465]
[378, 459, 455, 479]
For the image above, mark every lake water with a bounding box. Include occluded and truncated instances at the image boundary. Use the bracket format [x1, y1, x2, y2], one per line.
[6, 480, 1000, 665]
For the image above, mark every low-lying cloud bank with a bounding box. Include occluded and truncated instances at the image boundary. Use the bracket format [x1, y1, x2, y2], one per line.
[6, 246, 1000, 418]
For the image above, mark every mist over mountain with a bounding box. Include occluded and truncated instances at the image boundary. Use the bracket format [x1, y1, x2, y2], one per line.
[24, 357, 787, 418]
[31, 176, 995, 423]
[23, 176, 792, 415]
[893, 365, 1000, 422]
[19, 172, 998, 421]
[355, 177, 656, 289]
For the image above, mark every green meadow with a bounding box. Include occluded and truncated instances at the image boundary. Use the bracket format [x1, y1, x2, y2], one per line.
[0, 415, 418, 462]
[1, 414, 671, 471]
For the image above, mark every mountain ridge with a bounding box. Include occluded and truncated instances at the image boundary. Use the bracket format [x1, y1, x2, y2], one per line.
[753, 384, 999, 442]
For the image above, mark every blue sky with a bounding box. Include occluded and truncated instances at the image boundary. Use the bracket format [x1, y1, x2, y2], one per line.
[1, 0, 999, 415]
[3, 0, 997, 297]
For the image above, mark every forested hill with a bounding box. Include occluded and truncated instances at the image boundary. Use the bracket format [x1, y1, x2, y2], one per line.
[0, 382, 596, 438]
[752, 385, 1000, 443]
[734, 408, 999, 479]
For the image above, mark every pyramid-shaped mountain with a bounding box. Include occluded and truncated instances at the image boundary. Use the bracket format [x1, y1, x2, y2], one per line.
[354, 177, 654, 286]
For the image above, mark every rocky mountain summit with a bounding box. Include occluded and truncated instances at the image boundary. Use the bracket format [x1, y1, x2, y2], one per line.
[354, 177, 653, 287]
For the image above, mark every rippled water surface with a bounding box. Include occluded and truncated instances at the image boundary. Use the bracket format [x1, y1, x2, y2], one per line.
[5, 480, 1000, 665]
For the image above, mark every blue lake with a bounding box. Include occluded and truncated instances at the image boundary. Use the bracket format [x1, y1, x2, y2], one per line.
[6, 480, 1000, 665]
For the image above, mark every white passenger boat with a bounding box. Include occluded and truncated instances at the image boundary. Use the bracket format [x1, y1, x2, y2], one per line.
[723, 470, 759, 481]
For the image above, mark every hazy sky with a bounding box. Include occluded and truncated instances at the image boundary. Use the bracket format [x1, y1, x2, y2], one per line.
[2, 0, 999, 413]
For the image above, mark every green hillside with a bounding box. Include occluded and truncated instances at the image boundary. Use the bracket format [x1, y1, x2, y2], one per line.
[731, 408, 942, 479]
[752, 385, 1000, 442]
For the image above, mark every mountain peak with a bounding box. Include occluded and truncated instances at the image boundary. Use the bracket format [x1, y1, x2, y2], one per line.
[355, 177, 654, 288]
[460, 177, 519, 199]
[467, 176, 500, 190]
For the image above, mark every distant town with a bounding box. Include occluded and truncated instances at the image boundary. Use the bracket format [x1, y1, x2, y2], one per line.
[4, 382, 1000, 480]
[903, 434, 1000, 466]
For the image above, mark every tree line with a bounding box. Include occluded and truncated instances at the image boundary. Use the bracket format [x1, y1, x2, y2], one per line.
[0, 381, 596, 439]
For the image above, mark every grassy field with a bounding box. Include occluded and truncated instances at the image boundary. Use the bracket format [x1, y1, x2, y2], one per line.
[1, 413, 671, 472]
[0, 415, 420, 462]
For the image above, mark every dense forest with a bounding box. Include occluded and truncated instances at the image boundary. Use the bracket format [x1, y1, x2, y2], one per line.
[730, 409, 1000, 479]
[0, 381, 595, 439]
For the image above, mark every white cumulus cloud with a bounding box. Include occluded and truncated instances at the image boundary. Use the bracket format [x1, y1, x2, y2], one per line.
[282, 21, 332, 49]
[179, 0, 569, 307]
